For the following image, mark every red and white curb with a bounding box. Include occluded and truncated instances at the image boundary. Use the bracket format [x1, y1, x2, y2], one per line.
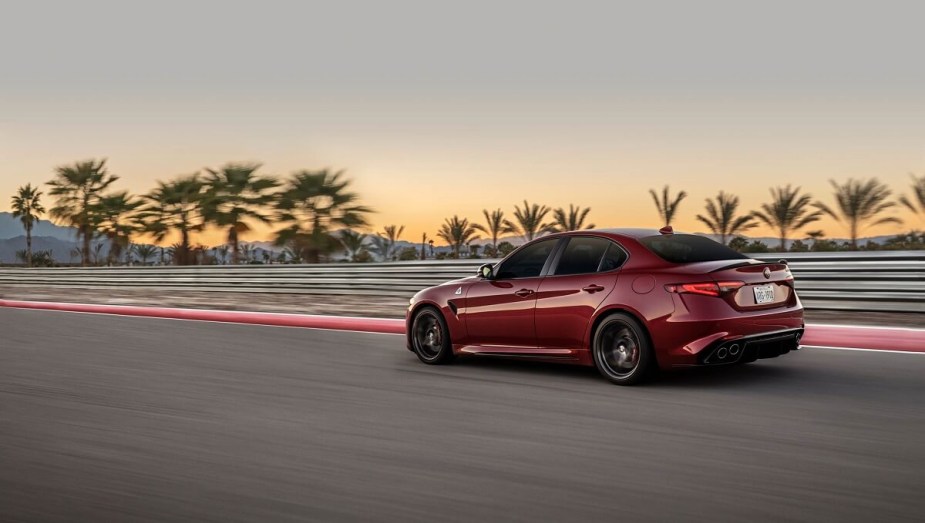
[1, 299, 922, 353]
[0, 299, 405, 335]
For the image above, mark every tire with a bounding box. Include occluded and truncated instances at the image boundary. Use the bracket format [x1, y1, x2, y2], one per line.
[592, 313, 655, 385]
[410, 306, 455, 365]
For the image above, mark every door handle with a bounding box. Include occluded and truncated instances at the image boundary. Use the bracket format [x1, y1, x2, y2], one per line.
[582, 284, 605, 293]
[514, 289, 535, 298]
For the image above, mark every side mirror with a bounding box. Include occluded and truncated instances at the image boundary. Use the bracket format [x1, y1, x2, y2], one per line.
[477, 263, 494, 279]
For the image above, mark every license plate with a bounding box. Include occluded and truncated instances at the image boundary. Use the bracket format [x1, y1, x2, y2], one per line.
[753, 284, 775, 304]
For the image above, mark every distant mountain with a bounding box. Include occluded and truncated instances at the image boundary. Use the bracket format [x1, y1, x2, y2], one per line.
[0, 212, 76, 241]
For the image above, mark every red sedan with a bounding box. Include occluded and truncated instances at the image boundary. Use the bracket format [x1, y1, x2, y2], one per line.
[406, 228, 804, 385]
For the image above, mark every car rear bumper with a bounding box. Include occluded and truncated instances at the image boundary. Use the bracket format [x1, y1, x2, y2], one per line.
[697, 328, 803, 365]
[654, 294, 805, 368]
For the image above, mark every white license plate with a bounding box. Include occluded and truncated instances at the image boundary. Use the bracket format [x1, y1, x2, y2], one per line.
[753, 284, 775, 304]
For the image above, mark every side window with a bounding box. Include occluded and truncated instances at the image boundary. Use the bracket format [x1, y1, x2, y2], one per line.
[554, 237, 610, 276]
[496, 239, 558, 279]
[599, 242, 628, 271]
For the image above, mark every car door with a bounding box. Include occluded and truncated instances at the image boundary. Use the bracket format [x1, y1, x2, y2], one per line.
[535, 237, 628, 351]
[463, 238, 562, 348]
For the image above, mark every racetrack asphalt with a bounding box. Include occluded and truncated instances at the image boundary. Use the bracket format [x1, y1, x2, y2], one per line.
[1, 309, 923, 522]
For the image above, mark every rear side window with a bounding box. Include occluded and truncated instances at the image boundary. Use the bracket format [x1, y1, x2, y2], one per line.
[554, 237, 610, 275]
[496, 238, 558, 279]
[640, 234, 747, 263]
[599, 243, 628, 271]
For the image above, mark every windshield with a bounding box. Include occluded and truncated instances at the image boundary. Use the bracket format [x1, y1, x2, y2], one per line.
[639, 234, 747, 264]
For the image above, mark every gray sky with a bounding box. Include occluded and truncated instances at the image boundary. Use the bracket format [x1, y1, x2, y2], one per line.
[2, 0, 923, 241]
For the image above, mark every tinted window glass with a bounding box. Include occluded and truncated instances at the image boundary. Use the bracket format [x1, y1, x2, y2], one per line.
[496, 239, 558, 279]
[599, 243, 628, 271]
[639, 234, 747, 263]
[554, 237, 610, 275]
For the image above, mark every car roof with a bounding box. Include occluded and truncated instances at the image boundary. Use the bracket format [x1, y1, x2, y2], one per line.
[579, 228, 663, 240]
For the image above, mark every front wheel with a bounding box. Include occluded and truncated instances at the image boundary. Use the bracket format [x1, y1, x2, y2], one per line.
[410, 307, 454, 364]
[592, 313, 655, 385]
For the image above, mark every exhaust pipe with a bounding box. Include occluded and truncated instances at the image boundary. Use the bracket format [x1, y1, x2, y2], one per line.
[729, 344, 740, 356]
[716, 347, 728, 360]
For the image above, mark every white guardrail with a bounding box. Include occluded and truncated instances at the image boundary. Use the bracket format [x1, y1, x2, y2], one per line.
[0, 251, 923, 313]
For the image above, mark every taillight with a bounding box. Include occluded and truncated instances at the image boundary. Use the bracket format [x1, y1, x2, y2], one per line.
[665, 281, 745, 297]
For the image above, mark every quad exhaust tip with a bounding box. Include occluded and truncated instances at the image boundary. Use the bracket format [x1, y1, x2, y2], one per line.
[716, 347, 729, 360]
[729, 344, 740, 356]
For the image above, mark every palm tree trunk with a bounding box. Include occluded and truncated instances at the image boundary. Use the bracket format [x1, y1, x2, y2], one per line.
[779, 232, 786, 252]
[850, 222, 858, 250]
[26, 224, 33, 268]
[180, 228, 191, 266]
[82, 226, 91, 267]
[229, 227, 239, 265]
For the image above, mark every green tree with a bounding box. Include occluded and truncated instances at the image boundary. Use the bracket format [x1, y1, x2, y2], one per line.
[508, 200, 554, 241]
[95, 191, 142, 265]
[47, 159, 119, 266]
[751, 185, 824, 251]
[815, 178, 901, 250]
[899, 173, 925, 224]
[398, 247, 419, 261]
[202, 163, 279, 264]
[474, 209, 516, 255]
[132, 244, 158, 265]
[437, 216, 481, 258]
[339, 229, 368, 262]
[497, 241, 515, 256]
[140, 174, 205, 265]
[550, 204, 595, 232]
[10, 184, 45, 267]
[649, 185, 687, 227]
[274, 169, 372, 263]
[696, 191, 757, 245]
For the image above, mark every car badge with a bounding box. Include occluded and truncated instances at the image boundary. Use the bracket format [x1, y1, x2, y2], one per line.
[763, 268, 771, 279]
[455, 286, 462, 295]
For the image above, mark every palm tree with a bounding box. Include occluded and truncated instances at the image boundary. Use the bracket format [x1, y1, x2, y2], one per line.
[95, 191, 142, 265]
[437, 216, 481, 258]
[899, 173, 925, 223]
[139, 174, 205, 265]
[274, 169, 372, 263]
[91, 242, 106, 266]
[377, 225, 405, 261]
[47, 159, 119, 266]
[10, 184, 45, 267]
[474, 209, 516, 255]
[815, 178, 901, 249]
[132, 244, 158, 265]
[212, 245, 230, 265]
[508, 200, 554, 241]
[238, 243, 257, 263]
[696, 191, 757, 245]
[339, 229, 368, 261]
[751, 185, 824, 251]
[420, 232, 429, 260]
[202, 163, 278, 264]
[550, 204, 595, 232]
[649, 185, 688, 228]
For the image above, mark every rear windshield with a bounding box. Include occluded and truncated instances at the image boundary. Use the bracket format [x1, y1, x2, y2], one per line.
[639, 234, 747, 264]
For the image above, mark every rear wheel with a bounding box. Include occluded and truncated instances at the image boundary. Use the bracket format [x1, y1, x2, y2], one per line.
[592, 313, 654, 385]
[411, 307, 454, 364]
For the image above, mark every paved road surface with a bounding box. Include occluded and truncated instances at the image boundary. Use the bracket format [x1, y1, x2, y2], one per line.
[1, 309, 923, 522]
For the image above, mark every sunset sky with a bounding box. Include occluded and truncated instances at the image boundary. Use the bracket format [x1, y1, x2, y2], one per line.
[2, 1, 923, 245]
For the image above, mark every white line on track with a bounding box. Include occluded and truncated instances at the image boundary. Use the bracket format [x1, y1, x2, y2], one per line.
[802, 345, 925, 355]
[809, 323, 925, 333]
